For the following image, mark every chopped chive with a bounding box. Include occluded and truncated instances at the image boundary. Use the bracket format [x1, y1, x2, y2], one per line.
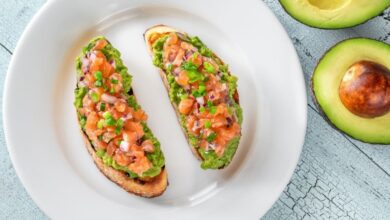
[103, 111, 112, 119]
[105, 118, 116, 126]
[200, 106, 206, 113]
[115, 127, 121, 135]
[97, 119, 105, 129]
[98, 135, 103, 141]
[207, 100, 213, 108]
[205, 120, 212, 128]
[111, 79, 118, 84]
[100, 103, 106, 111]
[91, 92, 99, 102]
[210, 106, 217, 114]
[95, 80, 103, 87]
[192, 83, 206, 97]
[94, 71, 103, 80]
[110, 87, 115, 94]
[115, 118, 124, 133]
[206, 132, 217, 142]
[181, 61, 198, 71]
[180, 94, 189, 100]
[203, 62, 216, 74]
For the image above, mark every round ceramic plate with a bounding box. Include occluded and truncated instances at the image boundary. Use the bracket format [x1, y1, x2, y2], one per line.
[3, 0, 307, 219]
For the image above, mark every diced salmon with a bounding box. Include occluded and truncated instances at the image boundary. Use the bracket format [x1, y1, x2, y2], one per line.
[178, 98, 194, 115]
[176, 70, 189, 87]
[124, 121, 144, 139]
[84, 74, 95, 87]
[114, 151, 131, 166]
[102, 61, 113, 78]
[128, 155, 152, 175]
[83, 95, 95, 111]
[95, 140, 108, 150]
[215, 103, 229, 116]
[123, 131, 138, 146]
[172, 48, 185, 66]
[106, 141, 117, 156]
[85, 112, 99, 132]
[211, 115, 227, 128]
[166, 33, 178, 46]
[133, 109, 148, 121]
[188, 53, 202, 67]
[205, 74, 218, 91]
[114, 100, 127, 112]
[141, 140, 155, 153]
[216, 122, 240, 141]
[94, 39, 108, 50]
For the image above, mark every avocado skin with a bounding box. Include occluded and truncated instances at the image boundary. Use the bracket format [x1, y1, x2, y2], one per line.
[278, 0, 390, 29]
[311, 38, 390, 144]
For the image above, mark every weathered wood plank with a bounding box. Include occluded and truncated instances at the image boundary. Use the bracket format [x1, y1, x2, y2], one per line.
[0, 0, 45, 52]
[0, 47, 47, 219]
[263, 106, 390, 220]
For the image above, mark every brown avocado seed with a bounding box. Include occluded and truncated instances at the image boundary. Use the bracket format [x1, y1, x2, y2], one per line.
[339, 60, 390, 118]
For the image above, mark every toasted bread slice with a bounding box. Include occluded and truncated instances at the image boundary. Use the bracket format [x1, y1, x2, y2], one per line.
[75, 36, 167, 197]
[144, 25, 242, 169]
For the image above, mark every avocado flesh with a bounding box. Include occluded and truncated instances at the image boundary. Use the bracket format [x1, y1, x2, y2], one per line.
[312, 38, 390, 144]
[280, 0, 390, 29]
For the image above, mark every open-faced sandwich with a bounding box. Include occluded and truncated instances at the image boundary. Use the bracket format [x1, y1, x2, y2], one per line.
[74, 36, 167, 197]
[144, 25, 243, 169]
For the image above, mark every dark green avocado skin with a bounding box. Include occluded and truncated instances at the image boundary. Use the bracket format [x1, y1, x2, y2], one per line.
[278, 1, 390, 29]
[310, 38, 390, 145]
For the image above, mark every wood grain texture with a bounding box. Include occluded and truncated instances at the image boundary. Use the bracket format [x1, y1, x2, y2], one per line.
[0, 0, 389, 219]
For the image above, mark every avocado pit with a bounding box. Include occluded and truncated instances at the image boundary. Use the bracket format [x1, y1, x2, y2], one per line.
[339, 60, 390, 118]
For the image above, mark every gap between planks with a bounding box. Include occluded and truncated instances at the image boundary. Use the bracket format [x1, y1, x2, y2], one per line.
[0, 42, 12, 55]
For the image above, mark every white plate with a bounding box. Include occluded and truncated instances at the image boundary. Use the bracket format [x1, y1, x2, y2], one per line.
[3, 0, 307, 219]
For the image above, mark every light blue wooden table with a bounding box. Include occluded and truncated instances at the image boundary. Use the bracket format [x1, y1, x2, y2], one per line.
[1, 1, 390, 219]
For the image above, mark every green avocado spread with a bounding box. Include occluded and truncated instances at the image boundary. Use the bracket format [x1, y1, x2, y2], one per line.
[75, 36, 165, 178]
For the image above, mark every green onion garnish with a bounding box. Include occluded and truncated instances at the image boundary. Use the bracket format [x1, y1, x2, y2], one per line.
[203, 62, 216, 74]
[210, 106, 217, 114]
[91, 92, 99, 102]
[97, 119, 104, 129]
[95, 80, 103, 87]
[100, 103, 106, 111]
[103, 111, 112, 119]
[206, 132, 217, 142]
[115, 119, 124, 134]
[94, 71, 103, 80]
[205, 120, 212, 128]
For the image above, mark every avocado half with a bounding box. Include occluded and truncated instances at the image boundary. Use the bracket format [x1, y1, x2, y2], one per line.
[279, 0, 390, 29]
[312, 38, 390, 144]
